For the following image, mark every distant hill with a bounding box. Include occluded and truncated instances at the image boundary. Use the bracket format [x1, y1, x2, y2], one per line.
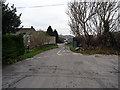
[59, 35, 74, 39]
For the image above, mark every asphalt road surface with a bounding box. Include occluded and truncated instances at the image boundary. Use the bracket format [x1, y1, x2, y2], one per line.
[2, 44, 119, 88]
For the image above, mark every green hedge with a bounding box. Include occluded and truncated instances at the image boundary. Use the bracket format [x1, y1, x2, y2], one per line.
[2, 34, 25, 64]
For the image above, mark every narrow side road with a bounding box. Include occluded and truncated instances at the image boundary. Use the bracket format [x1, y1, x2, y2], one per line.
[2, 44, 118, 88]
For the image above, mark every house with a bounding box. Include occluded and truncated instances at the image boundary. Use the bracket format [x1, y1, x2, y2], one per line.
[44, 36, 56, 45]
[16, 26, 36, 35]
[16, 26, 56, 49]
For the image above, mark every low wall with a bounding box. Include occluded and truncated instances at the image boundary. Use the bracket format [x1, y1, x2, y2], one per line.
[44, 36, 56, 45]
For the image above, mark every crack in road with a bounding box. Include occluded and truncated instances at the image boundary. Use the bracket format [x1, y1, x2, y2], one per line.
[2, 44, 118, 88]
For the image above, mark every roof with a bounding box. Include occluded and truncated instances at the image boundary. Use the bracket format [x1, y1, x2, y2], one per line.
[16, 26, 36, 35]
[20, 28, 35, 31]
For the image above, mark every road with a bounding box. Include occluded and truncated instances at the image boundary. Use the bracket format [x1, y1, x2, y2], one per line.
[2, 44, 118, 88]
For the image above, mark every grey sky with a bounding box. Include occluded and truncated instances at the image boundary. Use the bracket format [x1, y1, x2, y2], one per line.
[6, 0, 72, 35]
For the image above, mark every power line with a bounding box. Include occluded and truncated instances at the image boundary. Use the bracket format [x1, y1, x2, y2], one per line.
[17, 4, 65, 9]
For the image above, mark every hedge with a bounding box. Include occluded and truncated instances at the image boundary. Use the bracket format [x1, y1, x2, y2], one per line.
[2, 34, 25, 64]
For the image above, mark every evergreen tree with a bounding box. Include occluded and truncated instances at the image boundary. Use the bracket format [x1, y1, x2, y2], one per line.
[2, 2, 22, 34]
[53, 29, 59, 43]
[46, 26, 54, 36]
[46, 26, 59, 43]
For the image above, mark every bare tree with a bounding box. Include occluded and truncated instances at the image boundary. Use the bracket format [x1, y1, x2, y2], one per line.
[96, 2, 119, 34]
[90, 13, 104, 36]
[67, 1, 120, 35]
[67, 1, 120, 49]
[67, 1, 98, 47]
[24, 31, 48, 49]
[94, 2, 120, 47]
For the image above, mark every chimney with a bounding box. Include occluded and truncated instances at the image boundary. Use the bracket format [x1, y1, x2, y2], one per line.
[31, 26, 33, 29]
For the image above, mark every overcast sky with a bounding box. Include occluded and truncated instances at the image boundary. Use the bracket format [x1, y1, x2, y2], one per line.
[6, 0, 72, 35]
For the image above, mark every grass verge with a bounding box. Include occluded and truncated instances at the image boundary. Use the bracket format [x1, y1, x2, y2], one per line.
[69, 46, 79, 53]
[3, 45, 58, 65]
[69, 45, 119, 55]
[2, 45, 58, 65]
[19, 45, 58, 60]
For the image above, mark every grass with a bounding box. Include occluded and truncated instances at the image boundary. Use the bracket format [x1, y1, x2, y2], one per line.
[69, 46, 79, 53]
[18, 45, 58, 60]
[69, 45, 119, 55]
[3, 45, 58, 65]
[79, 49, 105, 55]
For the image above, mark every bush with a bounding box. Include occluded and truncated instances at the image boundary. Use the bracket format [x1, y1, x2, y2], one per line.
[16, 34, 25, 55]
[58, 37, 64, 43]
[72, 32, 120, 55]
[24, 31, 48, 49]
[2, 34, 25, 64]
[114, 32, 120, 51]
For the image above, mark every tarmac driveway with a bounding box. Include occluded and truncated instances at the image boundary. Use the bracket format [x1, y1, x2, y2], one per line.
[2, 44, 119, 88]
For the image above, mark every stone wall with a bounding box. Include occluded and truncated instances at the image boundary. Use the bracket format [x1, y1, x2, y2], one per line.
[44, 36, 56, 45]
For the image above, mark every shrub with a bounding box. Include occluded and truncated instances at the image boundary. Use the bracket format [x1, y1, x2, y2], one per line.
[58, 37, 64, 43]
[24, 31, 48, 49]
[2, 34, 25, 64]
[114, 32, 120, 51]
[16, 34, 25, 55]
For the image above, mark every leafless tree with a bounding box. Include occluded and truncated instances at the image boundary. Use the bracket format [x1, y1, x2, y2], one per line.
[93, 2, 120, 47]
[96, 2, 119, 34]
[24, 31, 48, 49]
[67, 1, 120, 35]
[67, 1, 99, 47]
[90, 13, 103, 36]
[67, 1, 120, 50]
[67, 1, 97, 37]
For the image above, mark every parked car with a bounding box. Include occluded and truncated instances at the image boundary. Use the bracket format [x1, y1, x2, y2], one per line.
[67, 41, 72, 44]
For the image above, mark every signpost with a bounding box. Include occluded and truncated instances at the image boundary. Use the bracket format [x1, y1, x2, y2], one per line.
[26, 33, 30, 52]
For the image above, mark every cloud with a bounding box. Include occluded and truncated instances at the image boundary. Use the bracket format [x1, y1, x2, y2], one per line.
[6, 0, 71, 35]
